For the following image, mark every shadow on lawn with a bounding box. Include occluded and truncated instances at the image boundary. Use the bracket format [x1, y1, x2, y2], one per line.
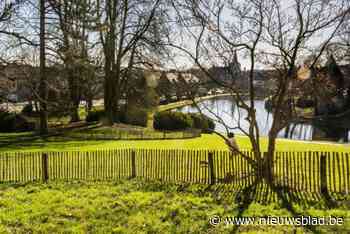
[0, 136, 111, 151]
[208, 177, 349, 234]
[0, 124, 104, 151]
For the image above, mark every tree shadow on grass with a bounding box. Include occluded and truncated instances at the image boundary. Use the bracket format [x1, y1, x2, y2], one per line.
[0, 125, 108, 152]
[207, 177, 349, 234]
[0, 123, 101, 150]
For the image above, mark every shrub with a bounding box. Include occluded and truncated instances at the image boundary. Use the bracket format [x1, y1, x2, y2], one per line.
[207, 117, 215, 132]
[21, 104, 33, 115]
[86, 110, 105, 122]
[153, 111, 193, 131]
[0, 110, 34, 132]
[0, 112, 15, 132]
[16, 116, 35, 132]
[189, 113, 215, 133]
[296, 98, 315, 108]
[125, 107, 148, 127]
[117, 105, 127, 123]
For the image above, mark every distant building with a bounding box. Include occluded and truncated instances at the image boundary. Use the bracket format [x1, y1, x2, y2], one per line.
[0, 63, 34, 102]
[295, 55, 350, 141]
[208, 51, 241, 85]
[155, 71, 202, 102]
[296, 55, 350, 115]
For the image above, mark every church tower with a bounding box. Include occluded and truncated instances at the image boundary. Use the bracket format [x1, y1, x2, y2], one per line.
[228, 50, 241, 77]
[222, 50, 242, 86]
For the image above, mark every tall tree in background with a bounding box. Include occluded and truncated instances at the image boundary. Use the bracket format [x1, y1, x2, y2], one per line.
[97, 0, 162, 124]
[39, 0, 48, 134]
[48, 0, 95, 122]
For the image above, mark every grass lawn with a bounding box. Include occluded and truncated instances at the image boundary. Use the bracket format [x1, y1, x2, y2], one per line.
[0, 179, 348, 233]
[0, 132, 349, 153]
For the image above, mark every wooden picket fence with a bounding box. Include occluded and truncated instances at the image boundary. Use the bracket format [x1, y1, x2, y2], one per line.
[0, 149, 349, 194]
[66, 129, 202, 140]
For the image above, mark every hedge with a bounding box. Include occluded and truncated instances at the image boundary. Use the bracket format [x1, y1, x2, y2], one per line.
[153, 111, 193, 131]
[153, 111, 215, 132]
[21, 104, 33, 115]
[189, 113, 215, 133]
[125, 107, 148, 127]
[86, 110, 105, 122]
[86, 107, 147, 127]
[0, 110, 34, 132]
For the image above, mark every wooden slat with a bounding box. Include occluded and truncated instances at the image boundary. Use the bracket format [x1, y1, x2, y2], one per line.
[332, 152, 336, 193]
[346, 153, 350, 194]
[315, 152, 319, 192]
[341, 152, 345, 193]
[336, 152, 341, 193]
[170, 150, 174, 182]
[176, 149, 179, 182]
[312, 152, 316, 192]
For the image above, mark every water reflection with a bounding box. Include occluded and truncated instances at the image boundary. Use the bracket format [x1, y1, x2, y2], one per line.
[177, 97, 314, 140]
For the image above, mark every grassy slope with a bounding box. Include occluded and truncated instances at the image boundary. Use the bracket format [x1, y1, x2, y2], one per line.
[0, 132, 349, 153]
[0, 180, 348, 233]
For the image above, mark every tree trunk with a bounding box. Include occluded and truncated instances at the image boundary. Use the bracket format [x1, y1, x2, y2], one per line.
[34, 100, 39, 113]
[344, 129, 349, 143]
[68, 72, 81, 123]
[103, 1, 117, 125]
[284, 124, 290, 138]
[104, 68, 115, 125]
[86, 98, 93, 113]
[265, 131, 277, 185]
[39, 0, 48, 134]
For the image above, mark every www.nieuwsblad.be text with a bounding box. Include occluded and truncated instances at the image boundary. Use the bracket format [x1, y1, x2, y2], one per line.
[209, 215, 344, 226]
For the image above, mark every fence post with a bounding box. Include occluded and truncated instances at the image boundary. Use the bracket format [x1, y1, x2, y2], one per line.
[320, 154, 328, 194]
[131, 150, 136, 178]
[42, 153, 49, 182]
[208, 152, 215, 185]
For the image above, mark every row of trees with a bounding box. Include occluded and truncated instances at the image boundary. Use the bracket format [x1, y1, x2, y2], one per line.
[0, 0, 350, 183]
[0, 0, 169, 132]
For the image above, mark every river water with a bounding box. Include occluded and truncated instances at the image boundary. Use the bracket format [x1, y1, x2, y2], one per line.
[176, 96, 314, 140]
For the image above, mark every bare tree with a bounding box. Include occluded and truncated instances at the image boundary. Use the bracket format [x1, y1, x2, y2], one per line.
[48, 0, 96, 122]
[169, 0, 350, 184]
[260, 0, 349, 180]
[39, 0, 48, 134]
[329, 12, 350, 62]
[96, 0, 164, 124]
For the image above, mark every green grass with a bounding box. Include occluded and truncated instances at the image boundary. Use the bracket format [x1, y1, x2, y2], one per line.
[0, 132, 349, 153]
[0, 179, 348, 233]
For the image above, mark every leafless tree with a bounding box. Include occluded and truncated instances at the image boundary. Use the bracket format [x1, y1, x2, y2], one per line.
[39, 0, 48, 134]
[169, 0, 350, 184]
[47, 0, 97, 122]
[96, 0, 167, 124]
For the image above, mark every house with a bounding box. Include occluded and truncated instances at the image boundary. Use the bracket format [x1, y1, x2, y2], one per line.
[0, 63, 35, 103]
[296, 56, 350, 115]
[295, 56, 350, 141]
[155, 71, 203, 102]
